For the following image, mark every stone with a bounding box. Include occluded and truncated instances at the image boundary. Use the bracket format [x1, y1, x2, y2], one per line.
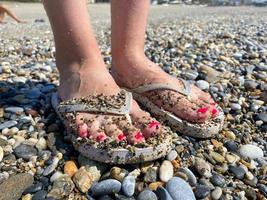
[0, 121, 18, 130]
[159, 160, 174, 182]
[98, 195, 113, 200]
[24, 182, 43, 193]
[21, 194, 32, 200]
[5, 107, 24, 114]
[231, 103, 241, 111]
[229, 166, 246, 179]
[115, 194, 135, 200]
[35, 137, 47, 150]
[210, 174, 225, 187]
[155, 186, 173, 200]
[0, 138, 8, 147]
[144, 167, 157, 183]
[224, 141, 238, 152]
[166, 177, 196, 200]
[149, 181, 164, 191]
[50, 171, 63, 183]
[238, 144, 264, 159]
[211, 187, 222, 200]
[78, 155, 107, 173]
[0, 173, 34, 200]
[210, 152, 225, 163]
[177, 167, 197, 186]
[256, 112, 267, 123]
[43, 157, 59, 176]
[167, 150, 178, 161]
[122, 176, 135, 197]
[47, 175, 74, 199]
[194, 157, 212, 178]
[85, 166, 101, 182]
[137, 190, 157, 200]
[73, 166, 93, 193]
[194, 185, 210, 199]
[32, 190, 47, 200]
[110, 167, 127, 182]
[14, 144, 37, 161]
[258, 184, 267, 197]
[0, 147, 3, 162]
[91, 179, 121, 196]
[63, 161, 78, 178]
[196, 80, 210, 90]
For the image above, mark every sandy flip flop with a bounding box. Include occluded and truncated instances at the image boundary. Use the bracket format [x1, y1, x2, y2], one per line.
[128, 79, 225, 138]
[51, 90, 172, 164]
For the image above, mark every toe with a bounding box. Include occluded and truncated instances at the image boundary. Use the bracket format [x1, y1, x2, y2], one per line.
[88, 119, 107, 142]
[104, 118, 126, 142]
[126, 126, 145, 145]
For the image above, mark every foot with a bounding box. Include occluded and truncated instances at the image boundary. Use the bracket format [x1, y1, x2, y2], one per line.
[111, 55, 219, 123]
[58, 61, 162, 145]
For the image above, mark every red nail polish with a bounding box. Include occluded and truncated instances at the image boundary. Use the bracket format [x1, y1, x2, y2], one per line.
[148, 121, 160, 129]
[78, 123, 88, 138]
[212, 108, 218, 117]
[117, 133, 126, 141]
[197, 107, 209, 114]
[134, 132, 144, 140]
[211, 102, 217, 106]
[96, 133, 106, 142]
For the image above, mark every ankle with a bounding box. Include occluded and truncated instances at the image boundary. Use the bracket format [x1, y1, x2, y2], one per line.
[112, 51, 146, 70]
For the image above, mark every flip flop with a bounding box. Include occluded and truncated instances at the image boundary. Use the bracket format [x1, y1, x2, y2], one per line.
[51, 90, 172, 164]
[128, 79, 225, 138]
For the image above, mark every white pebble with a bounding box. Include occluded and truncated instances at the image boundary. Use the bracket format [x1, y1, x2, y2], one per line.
[239, 144, 264, 159]
[35, 137, 47, 150]
[159, 160, 174, 182]
[0, 147, 3, 162]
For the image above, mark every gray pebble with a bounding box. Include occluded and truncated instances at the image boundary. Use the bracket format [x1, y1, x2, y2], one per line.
[257, 112, 267, 123]
[238, 144, 264, 159]
[32, 190, 47, 200]
[167, 150, 178, 161]
[137, 189, 157, 200]
[0, 120, 18, 130]
[231, 103, 242, 111]
[228, 166, 246, 179]
[194, 185, 210, 199]
[122, 176, 135, 197]
[91, 179, 121, 196]
[196, 80, 210, 90]
[177, 167, 197, 186]
[166, 177, 196, 200]
[14, 144, 37, 161]
[155, 186, 173, 200]
[43, 157, 59, 176]
[211, 187, 222, 200]
[5, 107, 24, 114]
[210, 174, 225, 187]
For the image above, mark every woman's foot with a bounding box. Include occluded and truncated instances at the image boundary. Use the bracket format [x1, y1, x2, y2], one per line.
[111, 55, 219, 124]
[58, 61, 162, 144]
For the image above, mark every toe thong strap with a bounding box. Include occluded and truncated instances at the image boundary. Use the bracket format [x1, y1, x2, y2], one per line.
[55, 90, 133, 119]
[131, 78, 191, 98]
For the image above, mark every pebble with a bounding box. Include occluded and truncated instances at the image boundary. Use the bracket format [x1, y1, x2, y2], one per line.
[63, 160, 78, 178]
[0, 120, 18, 130]
[24, 182, 43, 193]
[210, 152, 225, 163]
[122, 176, 136, 197]
[159, 160, 174, 182]
[0, 173, 34, 200]
[231, 103, 242, 111]
[144, 167, 157, 183]
[0, 146, 3, 162]
[91, 179, 121, 196]
[194, 185, 211, 199]
[238, 144, 264, 159]
[229, 165, 246, 179]
[0, 138, 8, 147]
[177, 167, 197, 186]
[85, 166, 101, 182]
[224, 141, 238, 152]
[167, 150, 178, 161]
[47, 175, 74, 199]
[257, 112, 267, 122]
[155, 186, 173, 200]
[258, 184, 267, 197]
[73, 166, 93, 193]
[32, 190, 47, 200]
[110, 167, 127, 182]
[194, 157, 212, 178]
[196, 80, 210, 90]
[22, 194, 32, 200]
[137, 190, 158, 200]
[50, 171, 63, 183]
[210, 174, 225, 187]
[166, 177, 196, 200]
[14, 144, 37, 161]
[43, 157, 59, 176]
[211, 187, 223, 200]
[5, 107, 24, 114]
[35, 137, 47, 150]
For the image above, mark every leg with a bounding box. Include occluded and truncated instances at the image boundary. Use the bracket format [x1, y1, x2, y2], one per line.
[111, 0, 217, 123]
[43, 0, 160, 143]
[0, 5, 23, 23]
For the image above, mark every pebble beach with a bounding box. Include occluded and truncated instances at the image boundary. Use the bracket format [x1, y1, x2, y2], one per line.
[0, 3, 267, 200]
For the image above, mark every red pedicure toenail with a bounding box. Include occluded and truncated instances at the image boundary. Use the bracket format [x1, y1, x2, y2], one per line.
[197, 107, 209, 114]
[148, 121, 160, 129]
[210, 102, 217, 106]
[96, 133, 106, 142]
[212, 108, 218, 117]
[117, 133, 126, 141]
[134, 132, 144, 140]
[78, 123, 88, 138]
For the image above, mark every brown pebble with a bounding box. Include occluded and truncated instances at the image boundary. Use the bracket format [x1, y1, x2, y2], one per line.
[149, 181, 164, 191]
[211, 139, 223, 148]
[64, 161, 78, 177]
[25, 109, 39, 117]
[174, 171, 188, 181]
[171, 160, 180, 169]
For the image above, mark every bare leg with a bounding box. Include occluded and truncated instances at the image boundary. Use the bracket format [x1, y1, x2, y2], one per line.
[0, 5, 23, 23]
[111, 0, 218, 123]
[43, 0, 160, 143]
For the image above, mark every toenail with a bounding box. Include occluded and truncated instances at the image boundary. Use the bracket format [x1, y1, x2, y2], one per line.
[117, 133, 126, 141]
[78, 123, 88, 138]
[212, 108, 218, 117]
[210, 102, 217, 106]
[134, 132, 144, 141]
[96, 133, 106, 142]
[148, 121, 160, 129]
[197, 107, 209, 114]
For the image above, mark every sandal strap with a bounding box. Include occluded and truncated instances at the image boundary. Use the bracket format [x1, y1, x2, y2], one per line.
[131, 78, 191, 97]
[55, 90, 133, 116]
